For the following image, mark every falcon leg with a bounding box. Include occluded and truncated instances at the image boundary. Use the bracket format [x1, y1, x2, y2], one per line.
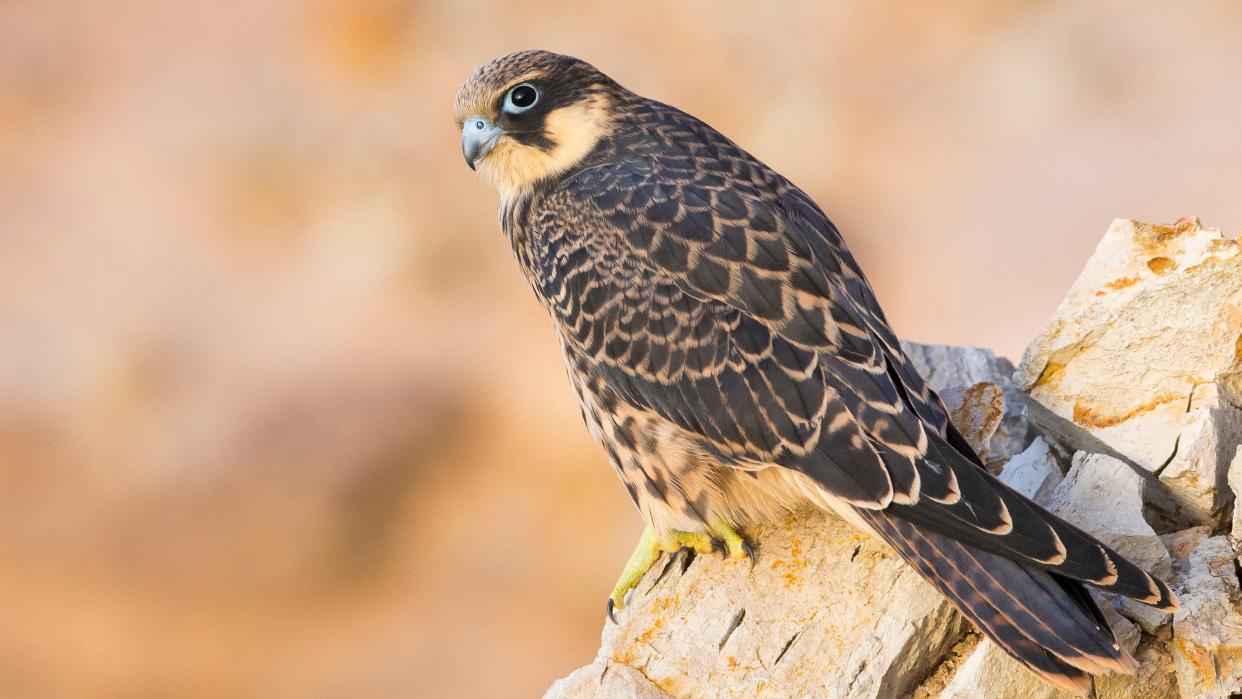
[607, 523, 755, 621]
[607, 526, 718, 621]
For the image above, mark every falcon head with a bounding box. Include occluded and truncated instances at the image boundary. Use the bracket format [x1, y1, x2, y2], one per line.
[454, 50, 616, 194]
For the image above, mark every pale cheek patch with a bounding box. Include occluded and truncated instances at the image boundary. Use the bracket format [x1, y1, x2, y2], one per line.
[476, 95, 611, 197]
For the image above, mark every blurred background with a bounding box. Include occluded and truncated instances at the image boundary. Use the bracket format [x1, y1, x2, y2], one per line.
[1, 1, 1240, 696]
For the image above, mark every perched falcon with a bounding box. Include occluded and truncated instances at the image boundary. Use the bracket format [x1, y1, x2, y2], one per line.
[454, 50, 1177, 694]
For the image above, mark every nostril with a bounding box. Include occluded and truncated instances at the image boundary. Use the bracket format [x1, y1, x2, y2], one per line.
[475, 120, 485, 130]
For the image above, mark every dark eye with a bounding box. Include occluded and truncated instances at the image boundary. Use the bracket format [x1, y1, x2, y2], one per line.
[504, 84, 539, 114]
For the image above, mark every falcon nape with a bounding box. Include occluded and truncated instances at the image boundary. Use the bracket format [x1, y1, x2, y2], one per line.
[454, 50, 1177, 696]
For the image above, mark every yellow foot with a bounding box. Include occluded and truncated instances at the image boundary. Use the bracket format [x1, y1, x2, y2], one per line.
[709, 516, 757, 564]
[606, 522, 756, 622]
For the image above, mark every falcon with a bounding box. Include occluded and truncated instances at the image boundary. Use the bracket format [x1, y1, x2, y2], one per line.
[454, 50, 1177, 694]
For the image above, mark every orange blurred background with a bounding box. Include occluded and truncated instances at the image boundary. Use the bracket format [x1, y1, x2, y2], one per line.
[1, 1, 1240, 696]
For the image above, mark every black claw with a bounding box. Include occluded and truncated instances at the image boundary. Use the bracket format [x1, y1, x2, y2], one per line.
[711, 537, 727, 558]
[606, 598, 618, 624]
[742, 540, 758, 566]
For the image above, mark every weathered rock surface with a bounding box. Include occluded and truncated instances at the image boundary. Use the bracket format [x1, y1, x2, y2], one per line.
[1047, 452, 1172, 581]
[1041, 451, 1176, 635]
[1171, 535, 1242, 699]
[1227, 446, 1242, 536]
[1015, 218, 1242, 526]
[998, 436, 1063, 505]
[904, 341, 1034, 468]
[1162, 526, 1213, 581]
[546, 511, 967, 699]
[545, 662, 669, 699]
[938, 382, 1005, 469]
[1156, 383, 1242, 526]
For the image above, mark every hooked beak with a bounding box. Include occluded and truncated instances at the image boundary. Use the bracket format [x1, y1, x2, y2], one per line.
[462, 116, 502, 170]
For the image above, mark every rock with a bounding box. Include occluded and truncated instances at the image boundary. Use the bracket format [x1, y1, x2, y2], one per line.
[1047, 452, 1172, 581]
[1228, 446, 1242, 536]
[1095, 636, 1180, 699]
[938, 638, 1066, 699]
[1150, 525, 1213, 635]
[1015, 218, 1242, 527]
[907, 631, 982, 698]
[1171, 535, 1242, 698]
[547, 510, 966, 699]
[545, 661, 670, 699]
[937, 600, 1140, 699]
[1161, 525, 1213, 582]
[938, 382, 1005, 470]
[1152, 383, 1242, 526]
[1110, 595, 1172, 637]
[903, 342, 1035, 466]
[998, 437, 1064, 505]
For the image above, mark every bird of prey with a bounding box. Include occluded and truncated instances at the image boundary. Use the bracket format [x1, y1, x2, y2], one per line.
[454, 50, 1177, 695]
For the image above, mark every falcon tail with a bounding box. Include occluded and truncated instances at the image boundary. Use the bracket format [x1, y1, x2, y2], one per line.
[861, 509, 1136, 697]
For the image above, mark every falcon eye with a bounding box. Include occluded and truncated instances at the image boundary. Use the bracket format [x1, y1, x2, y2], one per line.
[504, 84, 539, 114]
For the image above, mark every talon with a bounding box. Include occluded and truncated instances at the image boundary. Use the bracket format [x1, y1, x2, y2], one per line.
[708, 517, 754, 562]
[711, 537, 726, 557]
[742, 540, 757, 566]
[606, 598, 618, 624]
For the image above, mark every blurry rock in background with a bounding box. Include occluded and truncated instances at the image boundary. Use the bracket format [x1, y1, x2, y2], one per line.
[0, 1, 1240, 696]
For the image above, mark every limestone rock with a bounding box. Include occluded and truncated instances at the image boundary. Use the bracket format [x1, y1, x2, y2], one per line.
[1015, 218, 1242, 526]
[1155, 525, 1213, 637]
[1161, 525, 1213, 582]
[1228, 446, 1242, 536]
[938, 382, 1005, 469]
[545, 511, 966, 699]
[545, 661, 670, 699]
[1110, 595, 1173, 638]
[1152, 383, 1242, 526]
[998, 437, 1063, 505]
[1171, 535, 1242, 698]
[1047, 452, 1172, 581]
[903, 342, 1034, 466]
[1095, 636, 1180, 699]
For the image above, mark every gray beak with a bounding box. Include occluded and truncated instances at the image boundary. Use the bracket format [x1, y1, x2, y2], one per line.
[462, 116, 502, 170]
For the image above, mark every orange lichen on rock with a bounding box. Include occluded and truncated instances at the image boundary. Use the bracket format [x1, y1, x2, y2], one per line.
[1095, 275, 1141, 295]
[1071, 392, 1185, 429]
[771, 536, 810, 590]
[1132, 216, 1201, 254]
[1147, 256, 1176, 275]
[1032, 361, 1066, 389]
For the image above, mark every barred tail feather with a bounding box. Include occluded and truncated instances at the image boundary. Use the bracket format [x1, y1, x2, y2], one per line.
[862, 509, 1135, 696]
